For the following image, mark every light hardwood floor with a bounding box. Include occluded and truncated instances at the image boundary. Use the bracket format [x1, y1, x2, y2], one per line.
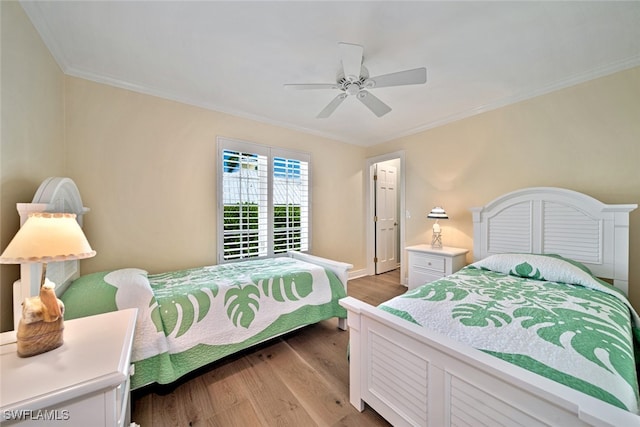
[131, 269, 406, 427]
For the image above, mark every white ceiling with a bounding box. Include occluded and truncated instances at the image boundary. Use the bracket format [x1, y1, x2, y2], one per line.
[21, 1, 640, 147]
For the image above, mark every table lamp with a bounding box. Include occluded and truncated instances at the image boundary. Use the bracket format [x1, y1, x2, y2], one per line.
[0, 212, 96, 357]
[427, 207, 448, 248]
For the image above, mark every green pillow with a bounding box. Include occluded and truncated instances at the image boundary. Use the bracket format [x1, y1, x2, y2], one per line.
[60, 271, 118, 320]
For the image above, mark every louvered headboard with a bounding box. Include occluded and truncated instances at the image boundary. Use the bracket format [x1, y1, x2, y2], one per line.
[470, 187, 637, 295]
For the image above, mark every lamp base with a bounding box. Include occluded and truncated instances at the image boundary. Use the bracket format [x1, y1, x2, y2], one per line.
[16, 317, 64, 357]
[431, 231, 443, 248]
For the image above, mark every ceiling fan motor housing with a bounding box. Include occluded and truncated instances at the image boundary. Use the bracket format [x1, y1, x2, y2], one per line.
[337, 66, 375, 96]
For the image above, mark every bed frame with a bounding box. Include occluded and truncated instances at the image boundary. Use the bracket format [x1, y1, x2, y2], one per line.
[340, 187, 638, 426]
[287, 251, 351, 330]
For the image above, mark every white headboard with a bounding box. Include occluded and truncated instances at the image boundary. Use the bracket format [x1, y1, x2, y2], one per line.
[470, 187, 637, 295]
[13, 177, 89, 329]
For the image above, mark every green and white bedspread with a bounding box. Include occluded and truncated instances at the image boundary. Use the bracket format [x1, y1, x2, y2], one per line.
[61, 257, 347, 389]
[379, 254, 640, 413]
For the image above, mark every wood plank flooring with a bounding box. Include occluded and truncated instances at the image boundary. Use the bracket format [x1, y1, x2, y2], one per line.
[131, 269, 406, 427]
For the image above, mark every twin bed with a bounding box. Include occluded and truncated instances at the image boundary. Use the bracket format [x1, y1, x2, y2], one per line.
[341, 187, 639, 426]
[11, 178, 640, 426]
[60, 252, 350, 389]
[11, 177, 352, 391]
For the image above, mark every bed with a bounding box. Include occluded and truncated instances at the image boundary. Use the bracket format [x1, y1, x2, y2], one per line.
[340, 187, 639, 426]
[11, 177, 352, 391]
[60, 252, 350, 390]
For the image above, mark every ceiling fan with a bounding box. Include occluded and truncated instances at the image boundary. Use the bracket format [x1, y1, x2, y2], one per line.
[284, 42, 427, 118]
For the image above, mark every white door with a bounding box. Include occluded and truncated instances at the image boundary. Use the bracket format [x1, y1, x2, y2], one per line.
[375, 163, 398, 274]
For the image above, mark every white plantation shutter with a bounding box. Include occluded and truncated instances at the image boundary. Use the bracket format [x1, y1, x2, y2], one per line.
[272, 149, 310, 255]
[220, 144, 268, 260]
[217, 138, 310, 262]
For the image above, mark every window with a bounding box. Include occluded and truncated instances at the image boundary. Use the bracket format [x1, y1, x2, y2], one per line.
[217, 137, 310, 262]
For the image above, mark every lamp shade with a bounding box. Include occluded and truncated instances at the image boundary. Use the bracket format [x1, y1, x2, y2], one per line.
[427, 207, 448, 220]
[0, 213, 96, 264]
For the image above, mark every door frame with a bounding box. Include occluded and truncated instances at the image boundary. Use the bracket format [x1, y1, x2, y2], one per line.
[365, 151, 406, 284]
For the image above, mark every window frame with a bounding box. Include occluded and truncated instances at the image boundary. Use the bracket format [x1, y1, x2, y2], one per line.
[216, 137, 312, 263]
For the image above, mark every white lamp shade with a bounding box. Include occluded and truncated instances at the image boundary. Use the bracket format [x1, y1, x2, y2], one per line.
[427, 207, 448, 219]
[0, 213, 96, 264]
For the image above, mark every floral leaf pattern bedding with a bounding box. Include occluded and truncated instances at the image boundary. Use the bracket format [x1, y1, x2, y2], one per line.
[379, 254, 640, 413]
[61, 257, 346, 389]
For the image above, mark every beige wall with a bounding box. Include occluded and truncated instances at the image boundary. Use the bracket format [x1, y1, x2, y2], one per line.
[64, 77, 367, 277]
[2, 0, 639, 332]
[366, 66, 640, 309]
[0, 1, 66, 331]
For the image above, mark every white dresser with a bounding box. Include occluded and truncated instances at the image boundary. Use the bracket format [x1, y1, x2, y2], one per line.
[406, 245, 469, 289]
[0, 309, 137, 426]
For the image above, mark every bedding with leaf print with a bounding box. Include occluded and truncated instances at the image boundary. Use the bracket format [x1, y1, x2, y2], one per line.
[378, 257, 640, 413]
[147, 257, 345, 354]
[64, 257, 346, 389]
[62, 268, 168, 362]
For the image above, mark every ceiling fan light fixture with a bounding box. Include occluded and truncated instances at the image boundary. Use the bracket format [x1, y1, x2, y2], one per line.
[345, 83, 360, 96]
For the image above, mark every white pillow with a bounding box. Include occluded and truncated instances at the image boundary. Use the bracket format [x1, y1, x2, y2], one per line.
[471, 253, 599, 288]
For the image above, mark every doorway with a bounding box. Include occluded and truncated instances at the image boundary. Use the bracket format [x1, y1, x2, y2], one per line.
[374, 161, 399, 274]
[366, 151, 406, 281]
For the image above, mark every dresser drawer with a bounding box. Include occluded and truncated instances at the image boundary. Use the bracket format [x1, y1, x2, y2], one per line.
[411, 253, 445, 273]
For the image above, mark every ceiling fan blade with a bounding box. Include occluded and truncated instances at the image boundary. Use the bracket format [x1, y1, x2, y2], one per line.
[338, 42, 364, 81]
[317, 94, 347, 118]
[284, 83, 339, 90]
[366, 67, 427, 88]
[357, 91, 392, 117]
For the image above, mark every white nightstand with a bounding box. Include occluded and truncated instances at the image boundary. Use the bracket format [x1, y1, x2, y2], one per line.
[406, 245, 469, 289]
[0, 309, 137, 426]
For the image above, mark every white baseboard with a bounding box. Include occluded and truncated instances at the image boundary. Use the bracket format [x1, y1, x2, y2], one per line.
[348, 269, 367, 280]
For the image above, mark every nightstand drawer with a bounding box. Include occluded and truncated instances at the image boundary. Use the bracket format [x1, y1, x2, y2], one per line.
[405, 245, 469, 290]
[411, 253, 445, 273]
[409, 268, 443, 288]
